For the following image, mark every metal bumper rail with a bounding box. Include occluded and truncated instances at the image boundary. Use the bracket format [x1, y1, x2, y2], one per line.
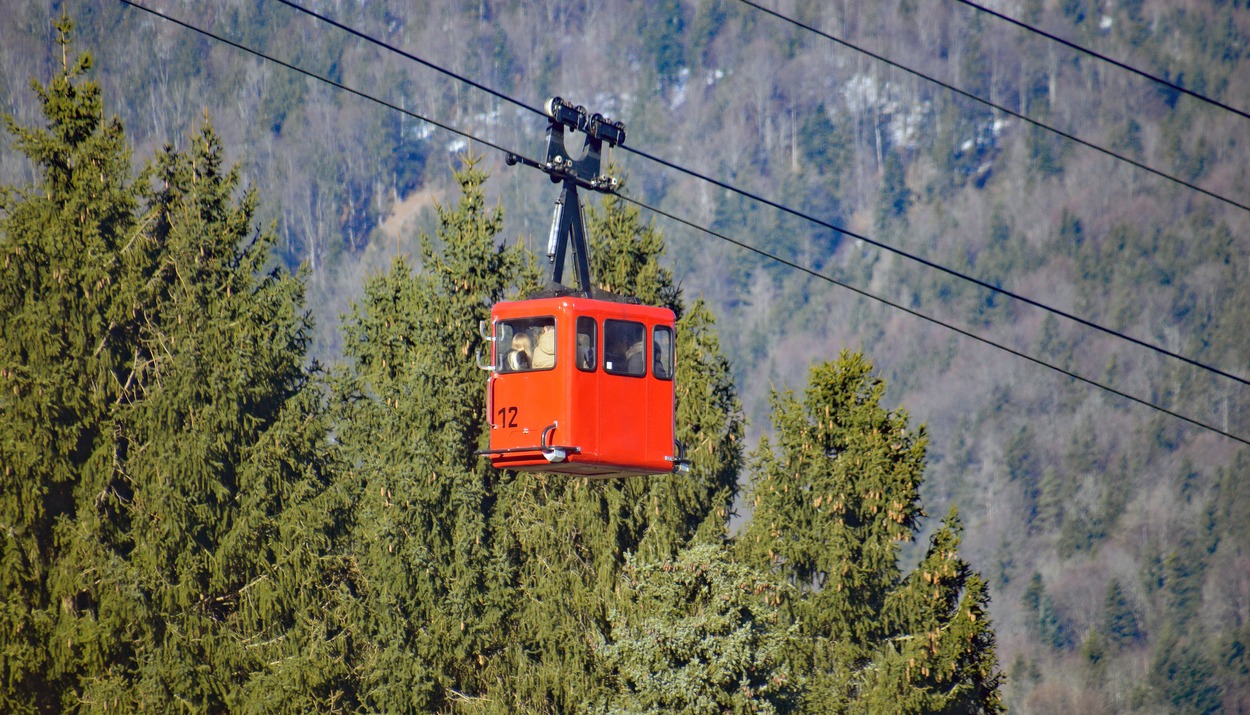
[475, 424, 580, 463]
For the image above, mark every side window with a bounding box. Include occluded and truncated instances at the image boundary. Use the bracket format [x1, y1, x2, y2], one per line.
[497, 317, 556, 372]
[604, 319, 646, 377]
[576, 316, 597, 372]
[652, 326, 674, 380]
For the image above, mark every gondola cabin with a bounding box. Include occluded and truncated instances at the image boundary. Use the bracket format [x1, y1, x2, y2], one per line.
[479, 96, 684, 478]
[484, 296, 680, 478]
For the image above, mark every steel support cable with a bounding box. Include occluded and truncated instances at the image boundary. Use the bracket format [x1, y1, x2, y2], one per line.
[622, 142, 1250, 390]
[114, 0, 1250, 447]
[269, 0, 548, 121]
[733, 0, 1250, 216]
[256, 0, 1250, 390]
[952, 0, 1250, 123]
[619, 192, 1250, 449]
[115, 0, 522, 162]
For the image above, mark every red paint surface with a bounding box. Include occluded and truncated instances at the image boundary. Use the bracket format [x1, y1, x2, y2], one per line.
[486, 297, 676, 478]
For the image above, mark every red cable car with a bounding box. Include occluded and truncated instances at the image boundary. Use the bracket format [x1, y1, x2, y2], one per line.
[477, 98, 687, 478]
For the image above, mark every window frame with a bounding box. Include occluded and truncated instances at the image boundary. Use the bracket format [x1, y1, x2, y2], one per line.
[495, 316, 557, 373]
[603, 319, 647, 378]
[652, 325, 674, 381]
[575, 316, 598, 373]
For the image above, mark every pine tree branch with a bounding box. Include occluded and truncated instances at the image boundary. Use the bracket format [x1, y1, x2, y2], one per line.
[446, 687, 489, 703]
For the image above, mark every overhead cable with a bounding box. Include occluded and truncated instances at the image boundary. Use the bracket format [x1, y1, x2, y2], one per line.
[114, 0, 523, 161]
[262, 0, 1250, 390]
[732, 0, 1250, 216]
[114, 0, 1250, 448]
[270, 0, 547, 120]
[953, 0, 1250, 123]
[621, 193, 1250, 449]
[624, 140, 1250, 391]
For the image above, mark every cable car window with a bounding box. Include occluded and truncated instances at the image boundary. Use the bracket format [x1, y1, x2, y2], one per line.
[576, 316, 597, 372]
[652, 326, 674, 380]
[604, 320, 646, 377]
[497, 317, 556, 372]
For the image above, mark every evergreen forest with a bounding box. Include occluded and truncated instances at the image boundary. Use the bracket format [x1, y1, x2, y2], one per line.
[2, 0, 1249, 712]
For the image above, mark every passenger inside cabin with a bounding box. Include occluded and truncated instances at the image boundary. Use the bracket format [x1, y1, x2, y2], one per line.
[577, 333, 594, 370]
[625, 337, 645, 374]
[506, 333, 531, 371]
[532, 324, 556, 369]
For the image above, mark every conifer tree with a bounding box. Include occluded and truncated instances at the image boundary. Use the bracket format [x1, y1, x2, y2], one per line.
[0, 20, 139, 710]
[116, 125, 353, 712]
[587, 189, 744, 557]
[868, 510, 1002, 712]
[2, 23, 350, 710]
[387, 182, 740, 710]
[1103, 578, 1141, 652]
[331, 164, 746, 712]
[595, 542, 798, 714]
[472, 183, 747, 711]
[331, 155, 522, 711]
[738, 351, 1003, 713]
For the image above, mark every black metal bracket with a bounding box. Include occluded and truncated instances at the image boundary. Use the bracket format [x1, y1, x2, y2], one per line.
[506, 97, 625, 191]
[667, 439, 691, 473]
[505, 97, 626, 295]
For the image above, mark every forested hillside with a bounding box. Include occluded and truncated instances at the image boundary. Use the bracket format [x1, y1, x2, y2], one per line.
[1, 20, 999, 711]
[2, 0, 1248, 712]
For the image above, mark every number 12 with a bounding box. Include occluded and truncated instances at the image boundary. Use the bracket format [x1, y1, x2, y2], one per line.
[496, 405, 517, 428]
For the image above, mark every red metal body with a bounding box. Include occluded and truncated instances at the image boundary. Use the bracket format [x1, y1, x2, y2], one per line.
[485, 296, 677, 478]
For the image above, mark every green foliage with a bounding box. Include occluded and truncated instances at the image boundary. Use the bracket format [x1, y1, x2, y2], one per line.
[671, 299, 746, 547]
[125, 127, 352, 712]
[1102, 578, 1142, 652]
[875, 150, 912, 232]
[326, 161, 752, 713]
[798, 104, 851, 187]
[330, 155, 521, 711]
[1004, 426, 1039, 484]
[587, 188, 682, 314]
[1160, 110, 1215, 182]
[1081, 629, 1107, 672]
[639, 0, 689, 91]
[595, 543, 799, 714]
[1032, 469, 1066, 536]
[1152, 630, 1221, 715]
[1213, 450, 1250, 548]
[704, 185, 768, 311]
[957, 17, 991, 100]
[1022, 572, 1071, 651]
[739, 352, 1003, 712]
[2, 18, 1020, 711]
[466, 184, 749, 712]
[1161, 548, 1207, 628]
[499, 476, 651, 712]
[688, 0, 731, 67]
[1108, 118, 1145, 158]
[1056, 509, 1105, 557]
[1216, 626, 1250, 714]
[0, 20, 137, 710]
[868, 511, 1002, 713]
[589, 189, 746, 554]
[958, 211, 1035, 327]
[1025, 119, 1065, 179]
[1, 22, 348, 712]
